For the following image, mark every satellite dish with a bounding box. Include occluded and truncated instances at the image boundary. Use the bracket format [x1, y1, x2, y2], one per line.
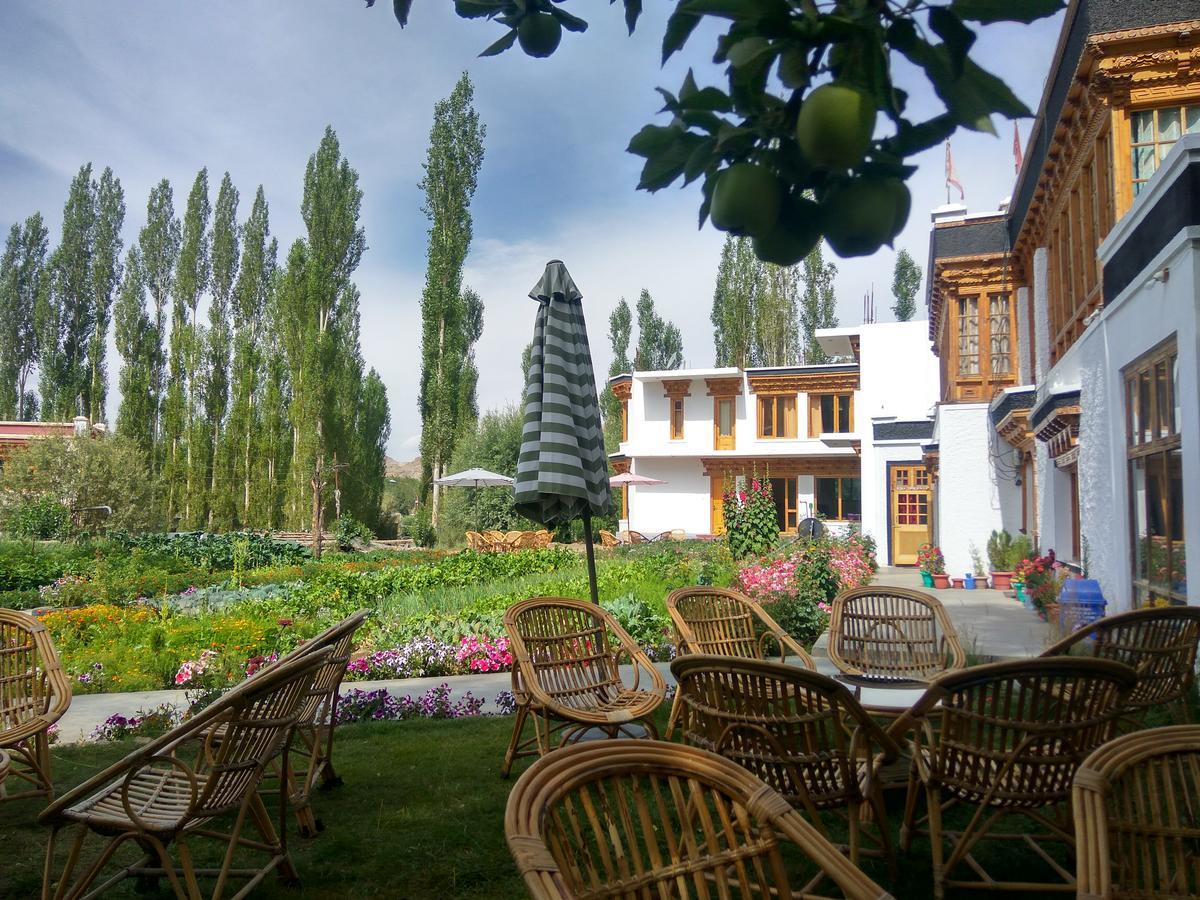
[798, 518, 824, 539]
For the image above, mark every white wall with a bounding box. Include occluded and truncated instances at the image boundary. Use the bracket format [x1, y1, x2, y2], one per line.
[856, 322, 940, 423]
[626, 458, 712, 535]
[863, 440, 930, 566]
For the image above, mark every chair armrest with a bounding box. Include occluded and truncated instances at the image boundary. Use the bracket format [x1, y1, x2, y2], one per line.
[1, 713, 60, 747]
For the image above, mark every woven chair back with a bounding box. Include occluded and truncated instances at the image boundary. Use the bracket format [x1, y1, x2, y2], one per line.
[599, 530, 618, 548]
[668, 587, 813, 667]
[505, 740, 893, 900]
[1074, 725, 1200, 898]
[829, 587, 965, 682]
[672, 655, 897, 813]
[1044, 606, 1200, 711]
[292, 610, 369, 727]
[0, 609, 69, 736]
[514, 531, 540, 550]
[534, 530, 552, 549]
[465, 531, 484, 551]
[505, 598, 628, 709]
[193, 649, 332, 817]
[916, 657, 1137, 807]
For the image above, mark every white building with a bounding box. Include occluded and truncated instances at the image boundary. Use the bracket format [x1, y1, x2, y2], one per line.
[609, 321, 939, 566]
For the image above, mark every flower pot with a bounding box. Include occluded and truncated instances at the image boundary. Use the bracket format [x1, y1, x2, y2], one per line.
[1013, 581, 1028, 604]
[931, 573, 950, 589]
[990, 571, 1014, 590]
[920, 571, 934, 588]
[950, 577, 965, 589]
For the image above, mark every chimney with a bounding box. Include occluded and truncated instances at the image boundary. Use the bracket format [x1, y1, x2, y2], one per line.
[931, 203, 968, 225]
[73, 415, 89, 437]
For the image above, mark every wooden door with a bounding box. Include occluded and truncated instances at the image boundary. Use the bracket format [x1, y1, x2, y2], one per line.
[890, 464, 932, 565]
[713, 397, 735, 450]
[710, 477, 725, 534]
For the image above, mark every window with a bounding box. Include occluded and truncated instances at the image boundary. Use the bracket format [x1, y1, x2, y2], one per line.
[713, 396, 735, 450]
[620, 401, 628, 442]
[816, 477, 861, 521]
[1125, 338, 1186, 606]
[757, 395, 797, 439]
[988, 293, 1011, 375]
[770, 477, 799, 531]
[1130, 104, 1200, 196]
[670, 398, 684, 440]
[809, 393, 853, 435]
[957, 296, 980, 375]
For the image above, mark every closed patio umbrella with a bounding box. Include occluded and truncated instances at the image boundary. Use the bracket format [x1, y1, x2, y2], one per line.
[514, 260, 610, 603]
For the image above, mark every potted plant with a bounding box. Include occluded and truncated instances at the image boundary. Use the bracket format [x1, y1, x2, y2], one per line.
[921, 545, 949, 589]
[951, 576, 965, 589]
[1021, 549, 1068, 623]
[917, 543, 938, 587]
[968, 544, 987, 589]
[986, 530, 1016, 590]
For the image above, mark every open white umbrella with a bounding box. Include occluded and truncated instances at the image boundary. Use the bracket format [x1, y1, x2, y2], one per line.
[436, 468, 514, 530]
[608, 472, 666, 486]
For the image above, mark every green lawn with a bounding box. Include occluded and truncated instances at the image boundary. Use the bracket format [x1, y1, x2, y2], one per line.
[0, 706, 1139, 899]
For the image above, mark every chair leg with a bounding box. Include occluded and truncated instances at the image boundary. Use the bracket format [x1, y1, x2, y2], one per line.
[501, 703, 531, 778]
[664, 689, 684, 740]
[868, 790, 898, 881]
[925, 784, 946, 900]
[899, 765, 921, 853]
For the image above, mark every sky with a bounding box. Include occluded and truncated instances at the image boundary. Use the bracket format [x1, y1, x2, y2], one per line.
[0, 2, 1064, 460]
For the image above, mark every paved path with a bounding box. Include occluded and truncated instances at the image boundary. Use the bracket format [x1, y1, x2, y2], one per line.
[55, 566, 1051, 743]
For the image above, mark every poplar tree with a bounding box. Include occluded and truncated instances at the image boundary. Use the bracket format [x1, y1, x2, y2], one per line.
[754, 263, 801, 367]
[418, 72, 485, 526]
[354, 368, 391, 529]
[633, 289, 683, 370]
[224, 188, 272, 525]
[86, 167, 125, 422]
[38, 164, 97, 419]
[138, 180, 181, 474]
[206, 173, 240, 527]
[113, 247, 157, 452]
[0, 214, 49, 420]
[710, 235, 759, 368]
[890, 248, 921, 322]
[257, 253, 290, 528]
[798, 244, 838, 364]
[601, 297, 632, 451]
[458, 286, 484, 430]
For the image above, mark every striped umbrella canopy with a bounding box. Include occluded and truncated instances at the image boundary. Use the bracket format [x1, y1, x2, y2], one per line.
[514, 260, 610, 601]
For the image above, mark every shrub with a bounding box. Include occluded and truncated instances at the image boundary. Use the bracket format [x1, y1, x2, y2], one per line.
[917, 542, 945, 575]
[602, 592, 672, 650]
[89, 704, 182, 742]
[109, 531, 310, 571]
[723, 477, 778, 558]
[7, 496, 71, 540]
[334, 516, 374, 551]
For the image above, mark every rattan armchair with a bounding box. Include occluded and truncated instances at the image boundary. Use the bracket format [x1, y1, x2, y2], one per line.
[483, 530, 506, 551]
[1042, 605, 1200, 726]
[465, 531, 486, 551]
[1073, 725, 1200, 899]
[39, 648, 331, 900]
[671, 655, 900, 874]
[666, 587, 816, 737]
[0, 609, 72, 802]
[892, 657, 1138, 899]
[501, 597, 666, 777]
[598, 529, 619, 548]
[618, 529, 649, 544]
[828, 586, 967, 684]
[534, 529, 552, 549]
[505, 739, 895, 900]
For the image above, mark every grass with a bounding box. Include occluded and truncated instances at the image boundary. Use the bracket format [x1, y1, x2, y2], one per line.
[8, 701, 1183, 899]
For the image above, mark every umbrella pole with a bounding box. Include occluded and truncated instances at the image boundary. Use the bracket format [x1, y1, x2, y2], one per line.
[582, 508, 599, 604]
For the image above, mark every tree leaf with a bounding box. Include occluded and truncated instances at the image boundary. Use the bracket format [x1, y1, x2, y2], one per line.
[621, 0, 642, 35]
[897, 37, 1029, 132]
[678, 0, 761, 21]
[683, 138, 718, 185]
[884, 113, 958, 156]
[662, 9, 701, 63]
[626, 124, 684, 159]
[727, 36, 772, 69]
[393, 0, 413, 27]
[549, 5, 588, 32]
[636, 140, 694, 191]
[952, 0, 1064, 24]
[478, 28, 518, 56]
[928, 8, 976, 77]
[455, 0, 506, 19]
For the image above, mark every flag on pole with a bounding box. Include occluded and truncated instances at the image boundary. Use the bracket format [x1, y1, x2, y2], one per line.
[1012, 121, 1024, 175]
[945, 140, 965, 202]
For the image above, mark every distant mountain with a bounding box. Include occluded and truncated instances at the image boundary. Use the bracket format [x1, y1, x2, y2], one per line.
[385, 455, 421, 480]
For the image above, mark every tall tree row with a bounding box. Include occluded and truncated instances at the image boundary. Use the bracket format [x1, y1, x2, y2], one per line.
[418, 73, 485, 527]
[890, 248, 922, 322]
[2, 127, 390, 533]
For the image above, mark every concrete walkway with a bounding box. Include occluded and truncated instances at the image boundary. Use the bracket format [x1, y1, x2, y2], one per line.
[55, 567, 1051, 743]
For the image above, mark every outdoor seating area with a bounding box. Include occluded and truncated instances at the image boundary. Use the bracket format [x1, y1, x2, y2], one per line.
[466, 530, 552, 552]
[599, 528, 689, 547]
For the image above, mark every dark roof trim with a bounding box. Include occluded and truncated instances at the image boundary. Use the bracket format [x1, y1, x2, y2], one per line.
[989, 388, 1038, 427]
[607, 373, 632, 385]
[873, 420, 935, 441]
[744, 364, 858, 375]
[1031, 389, 1082, 431]
[1103, 159, 1200, 301]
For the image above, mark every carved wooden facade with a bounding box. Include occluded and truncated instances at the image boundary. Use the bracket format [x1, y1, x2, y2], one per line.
[746, 370, 860, 395]
[699, 456, 860, 479]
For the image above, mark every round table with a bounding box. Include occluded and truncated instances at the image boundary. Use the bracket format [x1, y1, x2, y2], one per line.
[833, 674, 936, 790]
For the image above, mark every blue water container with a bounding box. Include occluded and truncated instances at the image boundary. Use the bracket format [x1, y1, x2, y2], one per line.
[1059, 579, 1106, 630]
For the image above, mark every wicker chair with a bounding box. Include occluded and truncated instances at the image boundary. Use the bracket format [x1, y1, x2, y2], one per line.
[827, 586, 967, 684]
[671, 655, 901, 874]
[0, 609, 72, 803]
[1073, 725, 1200, 899]
[598, 529, 619, 548]
[501, 597, 666, 777]
[534, 529, 552, 549]
[39, 648, 331, 900]
[505, 739, 894, 900]
[513, 531, 541, 550]
[666, 587, 816, 737]
[1042, 605, 1200, 726]
[617, 529, 649, 544]
[483, 530, 506, 551]
[465, 531, 485, 551]
[893, 657, 1138, 899]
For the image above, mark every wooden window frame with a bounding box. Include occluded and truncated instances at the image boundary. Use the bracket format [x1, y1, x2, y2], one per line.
[669, 397, 684, 441]
[712, 396, 736, 451]
[815, 476, 862, 522]
[1124, 337, 1185, 606]
[808, 393, 854, 437]
[948, 287, 1015, 398]
[620, 401, 628, 442]
[1128, 102, 1200, 197]
[757, 394, 797, 439]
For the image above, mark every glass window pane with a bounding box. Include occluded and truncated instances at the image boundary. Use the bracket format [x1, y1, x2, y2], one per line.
[1127, 377, 1139, 445]
[1168, 448, 1186, 596]
[761, 398, 773, 436]
[1132, 146, 1156, 182]
[841, 478, 862, 520]
[816, 478, 839, 519]
[1131, 109, 1155, 143]
[1146, 453, 1168, 589]
[1131, 458, 1149, 584]
[1159, 107, 1181, 142]
[837, 395, 850, 433]
[1173, 355, 1182, 437]
[1139, 373, 1152, 444]
[718, 398, 733, 435]
[1187, 106, 1200, 135]
[1155, 361, 1171, 437]
[820, 395, 834, 433]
